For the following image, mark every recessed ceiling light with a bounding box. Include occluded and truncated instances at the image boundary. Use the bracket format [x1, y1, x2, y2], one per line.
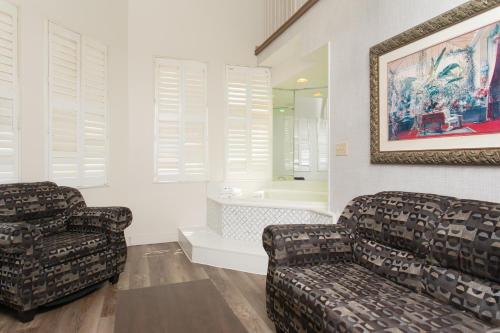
[313, 92, 322, 97]
[296, 78, 308, 83]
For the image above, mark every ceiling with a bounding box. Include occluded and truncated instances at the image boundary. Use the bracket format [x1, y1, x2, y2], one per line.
[272, 45, 328, 90]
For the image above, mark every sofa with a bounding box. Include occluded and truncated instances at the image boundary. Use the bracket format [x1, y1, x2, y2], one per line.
[0, 182, 132, 322]
[263, 191, 500, 332]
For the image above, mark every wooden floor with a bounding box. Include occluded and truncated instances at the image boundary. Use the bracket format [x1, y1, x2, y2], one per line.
[0, 242, 274, 333]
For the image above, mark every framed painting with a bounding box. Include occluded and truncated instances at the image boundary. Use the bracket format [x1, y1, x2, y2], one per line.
[370, 0, 500, 165]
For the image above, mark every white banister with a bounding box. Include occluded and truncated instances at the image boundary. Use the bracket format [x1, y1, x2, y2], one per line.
[265, 0, 308, 39]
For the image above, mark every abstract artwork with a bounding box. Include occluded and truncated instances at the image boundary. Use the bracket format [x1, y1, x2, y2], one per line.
[370, 1, 500, 165]
[387, 22, 500, 141]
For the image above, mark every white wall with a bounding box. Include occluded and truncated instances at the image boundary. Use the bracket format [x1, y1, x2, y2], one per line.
[126, 0, 265, 244]
[12, 0, 128, 205]
[9, 0, 266, 246]
[15, 0, 495, 246]
[258, 0, 500, 216]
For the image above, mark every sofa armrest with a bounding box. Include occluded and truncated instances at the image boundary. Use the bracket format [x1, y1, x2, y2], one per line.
[262, 224, 354, 268]
[0, 222, 41, 253]
[67, 207, 132, 234]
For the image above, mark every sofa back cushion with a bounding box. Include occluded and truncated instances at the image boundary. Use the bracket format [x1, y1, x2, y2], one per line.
[0, 182, 67, 226]
[338, 195, 372, 231]
[422, 265, 500, 325]
[429, 199, 500, 283]
[355, 191, 454, 256]
[354, 238, 425, 292]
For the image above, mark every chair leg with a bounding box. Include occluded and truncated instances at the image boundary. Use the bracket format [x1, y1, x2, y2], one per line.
[17, 309, 36, 323]
[109, 273, 120, 284]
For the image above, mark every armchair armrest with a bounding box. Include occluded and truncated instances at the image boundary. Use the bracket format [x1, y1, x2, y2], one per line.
[67, 207, 132, 234]
[262, 224, 354, 268]
[0, 222, 41, 254]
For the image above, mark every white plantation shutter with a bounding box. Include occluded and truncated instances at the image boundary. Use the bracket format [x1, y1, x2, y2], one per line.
[294, 118, 312, 172]
[82, 38, 107, 186]
[48, 22, 108, 187]
[225, 66, 272, 180]
[154, 58, 208, 182]
[317, 119, 328, 171]
[282, 114, 294, 173]
[48, 22, 81, 186]
[0, 1, 17, 183]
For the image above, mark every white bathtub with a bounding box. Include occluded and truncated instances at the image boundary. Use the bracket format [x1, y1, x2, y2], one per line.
[208, 181, 329, 211]
[218, 189, 328, 212]
[250, 189, 327, 203]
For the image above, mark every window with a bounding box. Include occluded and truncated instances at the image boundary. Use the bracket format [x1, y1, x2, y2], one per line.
[0, 1, 18, 183]
[294, 118, 312, 172]
[317, 118, 328, 171]
[154, 58, 208, 182]
[48, 22, 108, 187]
[225, 65, 272, 180]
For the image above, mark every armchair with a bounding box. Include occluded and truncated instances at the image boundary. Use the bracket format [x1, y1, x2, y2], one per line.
[0, 182, 132, 322]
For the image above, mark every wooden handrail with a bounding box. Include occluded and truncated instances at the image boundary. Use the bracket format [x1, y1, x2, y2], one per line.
[255, 0, 320, 56]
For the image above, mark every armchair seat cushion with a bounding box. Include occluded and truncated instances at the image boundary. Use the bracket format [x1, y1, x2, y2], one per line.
[26, 213, 67, 237]
[42, 231, 108, 267]
[271, 262, 493, 332]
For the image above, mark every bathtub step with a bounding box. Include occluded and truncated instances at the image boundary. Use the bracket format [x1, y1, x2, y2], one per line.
[178, 226, 268, 275]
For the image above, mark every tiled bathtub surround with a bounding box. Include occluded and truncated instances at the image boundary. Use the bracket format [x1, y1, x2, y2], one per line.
[207, 198, 333, 242]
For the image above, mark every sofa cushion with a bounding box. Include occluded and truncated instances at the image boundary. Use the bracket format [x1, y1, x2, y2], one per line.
[270, 262, 412, 332]
[271, 262, 493, 332]
[355, 191, 454, 256]
[429, 199, 500, 282]
[42, 231, 108, 267]
[423, 265, 500, 325]
[353, 238, 425, 292]
[0, 182, 67, 222]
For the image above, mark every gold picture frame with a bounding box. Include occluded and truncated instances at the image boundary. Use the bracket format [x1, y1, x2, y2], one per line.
[370, 0, 500, 165]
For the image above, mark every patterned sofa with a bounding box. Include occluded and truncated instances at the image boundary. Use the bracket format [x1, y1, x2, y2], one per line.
[263, 191, 500, 332]
[0, 182, 132, 322]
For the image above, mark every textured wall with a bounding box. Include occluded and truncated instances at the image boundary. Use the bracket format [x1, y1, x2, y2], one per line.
[258, 0, 500, 216]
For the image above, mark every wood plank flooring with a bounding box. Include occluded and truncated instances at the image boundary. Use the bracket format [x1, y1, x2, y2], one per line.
[0, 242, 274, 333]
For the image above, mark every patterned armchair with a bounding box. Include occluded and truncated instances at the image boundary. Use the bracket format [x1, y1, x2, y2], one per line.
[263, 191, 500, 332]
[0, 182, 132, 322]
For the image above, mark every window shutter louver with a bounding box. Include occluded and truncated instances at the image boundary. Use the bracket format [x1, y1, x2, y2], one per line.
[182, 62, 208, 180]
[225, 66, 272, 180]
[48, 22, 108, 187]
[226, 67, 249, 177]
[154, 58, 208, 182]
[82, 37, 107, 186]
[48, 22, 81, 186]
[0, 1, 17, 183]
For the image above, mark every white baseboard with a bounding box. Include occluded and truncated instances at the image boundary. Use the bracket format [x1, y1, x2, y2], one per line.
[127, 231, 178, 246]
